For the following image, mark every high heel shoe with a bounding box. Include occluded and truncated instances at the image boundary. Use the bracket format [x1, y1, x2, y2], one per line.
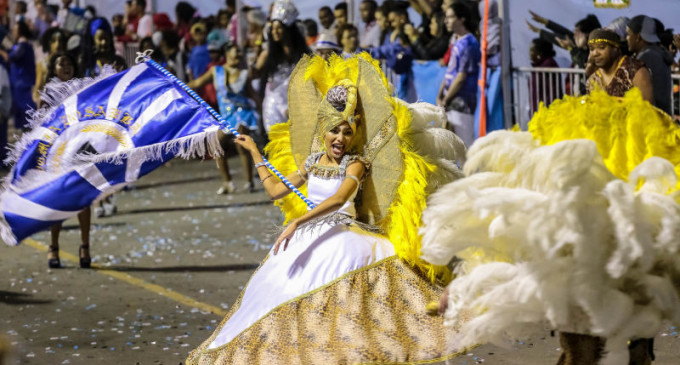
[47, 246, 60, 269]
[79, 245, 91, 269]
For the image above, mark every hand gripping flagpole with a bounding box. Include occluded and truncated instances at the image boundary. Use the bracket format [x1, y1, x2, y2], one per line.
[136, 51, 317, 209]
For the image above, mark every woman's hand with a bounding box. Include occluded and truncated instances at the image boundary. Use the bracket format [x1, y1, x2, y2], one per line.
[234, 134, 258, 153]
[404, 23, 418, 43]
[556, 36, 574, 50]
[274, 220, 298, 255]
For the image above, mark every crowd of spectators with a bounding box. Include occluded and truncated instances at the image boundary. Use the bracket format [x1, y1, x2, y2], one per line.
[527, 11, 680, 116]
[1, 0, 680, 164]
[0, 0, 506, 155]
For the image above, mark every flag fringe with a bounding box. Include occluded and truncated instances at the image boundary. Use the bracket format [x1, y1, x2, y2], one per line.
[0, 127, 222, 246]
[5, 66, 118, 168]
[78, 128, 223, 166]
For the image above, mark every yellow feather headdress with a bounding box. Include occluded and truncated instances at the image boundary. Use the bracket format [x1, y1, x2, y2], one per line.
[264, 53, 453, 283]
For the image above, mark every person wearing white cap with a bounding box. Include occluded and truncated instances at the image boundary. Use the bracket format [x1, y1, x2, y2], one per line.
[312, 32, 341, 60]
[626, 15, 673, 115]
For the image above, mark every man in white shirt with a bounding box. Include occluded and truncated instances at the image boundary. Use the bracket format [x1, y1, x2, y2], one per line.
[318, 6, 336, 40]
[359, 0, 381, 47]
[132, 0, 153, 39]
[55, 0, 75, 27]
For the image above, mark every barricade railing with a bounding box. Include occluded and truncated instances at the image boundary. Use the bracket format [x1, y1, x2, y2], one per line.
[513, 67, 680, 128]
[123, 42, 140, 70]
[672, 74, 680, 119]
[512, 67, 585, 130]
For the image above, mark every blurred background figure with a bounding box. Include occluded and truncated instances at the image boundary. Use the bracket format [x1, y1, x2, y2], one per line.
[253, 0, 310, 134]
[314, 32, 341, 60]
[411, 10, 450, 60]
[359, 0, 380, 48]
[338, 23, 360, 58]
[437, 3, 479, 146]
[81, 17, 115, 77]
[527, 12, 601, 69]
[0, 51, 10, 169]
[627, 15, 673, 115]
[303, 18, 318, 47]
[529, 38, 562, 113]
[189, 43, 260, 194]
[0, 20, 35, 131]
[34, 27, 67, 104]
[317, 6, 335, 40]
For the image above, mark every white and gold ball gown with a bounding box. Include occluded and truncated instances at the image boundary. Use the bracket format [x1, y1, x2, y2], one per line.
[420, 89, 680, 364]
[187, 53, 468, 364]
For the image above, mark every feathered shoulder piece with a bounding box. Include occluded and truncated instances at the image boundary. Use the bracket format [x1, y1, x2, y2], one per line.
[528, 88, 680, 189]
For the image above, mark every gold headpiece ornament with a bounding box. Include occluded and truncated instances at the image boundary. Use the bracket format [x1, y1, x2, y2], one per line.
[588, 38, 620, 48]
[317, 79, 359, 136]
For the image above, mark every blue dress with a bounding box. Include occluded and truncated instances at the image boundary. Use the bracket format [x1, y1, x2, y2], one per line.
[213, 66, 259, 131]
[8, 41, 36, 130]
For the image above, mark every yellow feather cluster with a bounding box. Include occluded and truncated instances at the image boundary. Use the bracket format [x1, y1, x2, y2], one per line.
[528, 88, 680, 191]
[380, 97, 452, 283]
[264, 53, 451, 282]
[263, 123, 308, 224]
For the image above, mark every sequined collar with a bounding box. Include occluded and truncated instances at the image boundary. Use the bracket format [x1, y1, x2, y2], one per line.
[304, 152, 369, 179]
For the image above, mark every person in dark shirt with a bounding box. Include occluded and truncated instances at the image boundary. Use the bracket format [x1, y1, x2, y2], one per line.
[527, 12, 600, 68]
[411, 10, 450, 60]
[529, 38, 562, 113]
[627, 15, 673, 115]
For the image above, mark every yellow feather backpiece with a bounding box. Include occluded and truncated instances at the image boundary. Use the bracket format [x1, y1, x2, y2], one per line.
[383, 96, 452, 283]
[264, 53, 451, 282]
[528, 88, 680, 191]
[263, 123, 308, 224]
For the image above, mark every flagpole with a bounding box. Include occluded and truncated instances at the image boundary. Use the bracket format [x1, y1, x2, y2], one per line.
[477, 0, 490, 138]
[140, 55, 317, 209]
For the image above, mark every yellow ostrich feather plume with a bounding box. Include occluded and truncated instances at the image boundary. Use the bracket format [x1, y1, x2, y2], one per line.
[528, 88, 680, 192]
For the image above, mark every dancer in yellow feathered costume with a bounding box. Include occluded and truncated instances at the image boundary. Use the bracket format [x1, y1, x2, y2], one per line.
[420, 88, 680, 364]
[186, 52, 467, 365]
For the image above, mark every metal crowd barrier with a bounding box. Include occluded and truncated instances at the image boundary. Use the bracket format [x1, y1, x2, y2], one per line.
[673, 74, 680, 120]
[513, 67, 680, 128]
[512, 67, 585, 130]
[122, 42, 140, 69]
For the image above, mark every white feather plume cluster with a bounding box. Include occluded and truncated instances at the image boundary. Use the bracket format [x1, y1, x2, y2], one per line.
[403, 101, 467, 189]
[420, 131, 680, 363]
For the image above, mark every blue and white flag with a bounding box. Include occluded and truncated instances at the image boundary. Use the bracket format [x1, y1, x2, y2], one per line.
[0, 61, 222, 245]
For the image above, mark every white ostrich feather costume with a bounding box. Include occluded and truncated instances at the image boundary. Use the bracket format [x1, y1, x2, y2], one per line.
[420, 130, 680, 364]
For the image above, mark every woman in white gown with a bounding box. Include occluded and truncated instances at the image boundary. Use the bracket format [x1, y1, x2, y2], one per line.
[187, 53, 468, 364]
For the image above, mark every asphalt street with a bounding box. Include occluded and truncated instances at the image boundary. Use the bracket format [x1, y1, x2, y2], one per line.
[1, 156, 679, 365]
